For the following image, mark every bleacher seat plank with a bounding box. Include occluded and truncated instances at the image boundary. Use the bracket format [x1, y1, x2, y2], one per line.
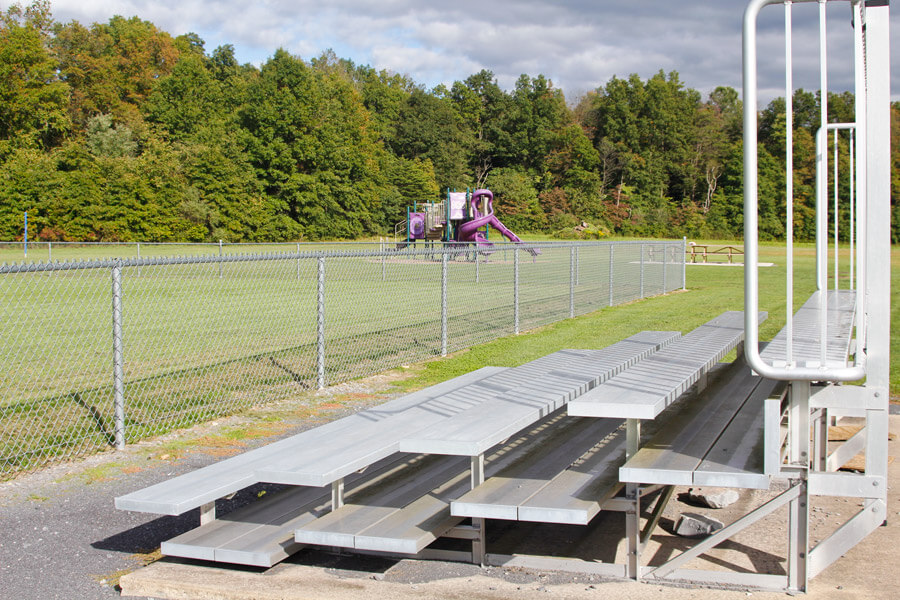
[619, 358, 784, 489]
[760, 289, 856, 369]
[115, 366, 507, 514]
[295, 412, 583, 555]
[693, 379, 785, 489]
[161, 485, 326, 565]
[516, 427, 627, 525]
[398, 332, 680, 456]
[450, 417, 616, 520]
[294, 453, 468, 549]
[451, 417, 622, 523]
[158, 453, 411, 567]
[567, 312, 757, 420]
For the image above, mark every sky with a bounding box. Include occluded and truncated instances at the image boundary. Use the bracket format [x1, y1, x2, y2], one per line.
[30, 0, 900, 104]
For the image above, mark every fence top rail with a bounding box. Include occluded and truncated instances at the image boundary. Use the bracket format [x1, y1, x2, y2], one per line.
[0, 239, 685, 274]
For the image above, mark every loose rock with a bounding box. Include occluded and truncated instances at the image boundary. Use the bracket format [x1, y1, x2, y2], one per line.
[686, 487, 740, 509]
[675, 512, 725, 537]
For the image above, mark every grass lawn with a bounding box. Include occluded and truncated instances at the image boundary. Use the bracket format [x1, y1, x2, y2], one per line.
[1, 238, 895, 477]
[394, 242, 900, 399]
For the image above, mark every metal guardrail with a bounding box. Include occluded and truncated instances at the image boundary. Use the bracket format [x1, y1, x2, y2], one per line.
[742, 0, 866, 382]
[0, 239, 686, 477]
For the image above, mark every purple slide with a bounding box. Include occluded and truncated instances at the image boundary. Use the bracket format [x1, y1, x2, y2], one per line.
[457, 190, 540, 256]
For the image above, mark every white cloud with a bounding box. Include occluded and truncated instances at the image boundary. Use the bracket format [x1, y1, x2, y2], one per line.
[40, 0, 900, 102]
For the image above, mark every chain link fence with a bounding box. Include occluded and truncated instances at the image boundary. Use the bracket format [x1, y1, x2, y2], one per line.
[0, 240, 685, 478]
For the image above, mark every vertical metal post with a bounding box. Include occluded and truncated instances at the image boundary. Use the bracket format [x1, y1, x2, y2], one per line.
[834, 128, 839, 290]
[380, 238, 385, 282]
[788, 479, 809, 592]
[200, 501, 216, 525]
[608, 244, 615, 307]
[316, 256, 326, 390]
[47, 242, 52, 269]
[575, 245, 580, 286]
[640, 243, 645, 299]
[789, 381, 810, 466]
[112, 264, 126, 450]
[849, 130, 855, 290]
[470, 454, 486, 566]
[662, 243, 668, 293]
[331, 478, 345, 510]
[682, 236, 687, 290]
[863, 0, 891, 507]
[816, 0, 829, 292]
[514, 248, 520, 334]
[569, 245, 575, 318]
[625, 417, 641, 580]
[23, 211, 27, 259]
[218, 239, 223, 278]
[785, 0, 795, 364]
[136, 242, 141, 277]
[296, 243, 301, 280]
[475, 245, 479, 283]
[441, 251, 448, 356]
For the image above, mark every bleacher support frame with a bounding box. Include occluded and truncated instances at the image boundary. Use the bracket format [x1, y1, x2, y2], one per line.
[740, 0, 891, 592]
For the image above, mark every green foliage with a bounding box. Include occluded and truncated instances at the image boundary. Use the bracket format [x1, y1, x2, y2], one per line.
[487, 167, 546, 233]
[1, 2, 893, 243]
[0, 1, 70, 151]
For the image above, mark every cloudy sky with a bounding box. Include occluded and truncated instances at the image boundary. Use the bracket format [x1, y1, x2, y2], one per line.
[40, 0, 899, 104]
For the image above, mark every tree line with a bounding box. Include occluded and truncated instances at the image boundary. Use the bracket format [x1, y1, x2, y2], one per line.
[1, 1, 898, 243]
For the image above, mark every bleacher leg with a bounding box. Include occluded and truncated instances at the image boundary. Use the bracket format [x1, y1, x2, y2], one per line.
[624, 418, 643, 580]
[332, 478, 345, 510]
[787, 479, 810, 592]
[626, 483, 641, 581]
[200, 501, 215, 526]
[470, 454, 486, 566]
[811, 408, 828, 472]
[789, 382, 811, 466]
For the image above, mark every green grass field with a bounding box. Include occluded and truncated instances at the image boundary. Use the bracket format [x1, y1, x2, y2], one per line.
[0, 241, 681, 475]
[1, 239, 895, 477]
[394, 243, 900, 398]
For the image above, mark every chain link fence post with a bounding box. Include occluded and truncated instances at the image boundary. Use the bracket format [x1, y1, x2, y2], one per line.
[218, 240, 223, 278]
[514, 248, 520, 334]
[682, 236, 688, 290]
[112, 262, 126, 450]
[640, 243, 645, 299]
[296, 243, 301, 280]
[475, 245, 480, 283]
[441, 250, 448, 356]
[569, 246, 575, 318]
[316, 255, 326, 390]
[575, 245, 580, 286]
[663, 243, 668, 292]
[608, 244, 615, 307]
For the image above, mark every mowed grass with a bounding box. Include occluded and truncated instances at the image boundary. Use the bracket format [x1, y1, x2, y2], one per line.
[395, 243, 900, 399]
[1, 242, 679, 474]
[0, 241, 394, 264]
[1, 239, 895, 476]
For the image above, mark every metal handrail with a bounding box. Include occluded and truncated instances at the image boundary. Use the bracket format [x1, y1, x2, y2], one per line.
[742, 0, 866, 382]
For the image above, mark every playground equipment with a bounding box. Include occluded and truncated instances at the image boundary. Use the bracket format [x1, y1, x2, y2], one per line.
[115, 0, 889, 594]
[457, 189, 538, 255]
[398, 188, 538, 255]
